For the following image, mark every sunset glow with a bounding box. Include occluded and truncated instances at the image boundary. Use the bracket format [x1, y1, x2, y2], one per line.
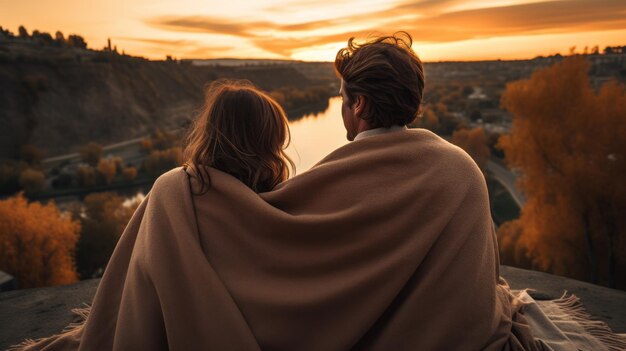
[2, 0, 625, 61]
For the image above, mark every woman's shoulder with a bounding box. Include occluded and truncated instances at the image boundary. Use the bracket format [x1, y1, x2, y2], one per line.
[150, 166, 189, 196]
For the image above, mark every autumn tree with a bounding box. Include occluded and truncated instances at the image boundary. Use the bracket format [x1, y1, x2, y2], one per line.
[20, 144, 45, 165]
[140, 138, 153, 154]
[122, 166, 138, 181]
[111, 156, 124, 173]
[74, 192, 140, 278]
[412, 106, 439, 132]
[411, 102, 464, 135]
[497, 56, 626, 288]
[76, 165, 96, 187]
[451, 127, 490, 171]
[0, 193, 80, 288]
[18, 167, 46, 194]
[142, 147, 182, 176]
[79, 142, 103, 166]
[96, 158, 117, 184]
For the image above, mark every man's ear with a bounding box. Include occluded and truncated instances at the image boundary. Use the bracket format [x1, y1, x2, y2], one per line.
[354, 95, 366, 118]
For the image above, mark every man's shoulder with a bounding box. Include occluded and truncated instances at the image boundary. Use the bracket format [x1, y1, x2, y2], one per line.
[402, 128, 484, 179]
[397, 128, 472, 160]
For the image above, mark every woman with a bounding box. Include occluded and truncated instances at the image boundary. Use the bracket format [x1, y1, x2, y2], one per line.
[182, 79, 295, 194]
[8, 80, 297, 351]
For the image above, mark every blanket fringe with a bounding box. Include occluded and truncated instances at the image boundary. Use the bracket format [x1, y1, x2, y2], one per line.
[550, 293, 626, 351]
[5, 303, 91, 351]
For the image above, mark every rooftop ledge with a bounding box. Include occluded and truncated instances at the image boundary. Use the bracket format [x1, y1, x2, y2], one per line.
[1, 266, 625, 349]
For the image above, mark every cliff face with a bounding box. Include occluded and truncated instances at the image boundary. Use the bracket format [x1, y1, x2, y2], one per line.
[0, 38, 316, 158]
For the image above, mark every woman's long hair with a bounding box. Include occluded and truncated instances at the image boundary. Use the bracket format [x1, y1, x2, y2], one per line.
[182, 80, 295, 194]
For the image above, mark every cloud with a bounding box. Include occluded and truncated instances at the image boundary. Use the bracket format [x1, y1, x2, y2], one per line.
[412, 0, 626, 37]
[147, 16, 269, 37]
[117, 37, 198, 46]
[116, 37, 234, 58]
[147, 15, 352, 36]
[145, 0, 626, 57]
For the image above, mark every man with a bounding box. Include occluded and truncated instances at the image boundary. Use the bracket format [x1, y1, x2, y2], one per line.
[318, 31, 543, 350]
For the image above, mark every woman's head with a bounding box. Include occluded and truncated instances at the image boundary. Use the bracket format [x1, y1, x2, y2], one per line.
[183, 80, 294, 194]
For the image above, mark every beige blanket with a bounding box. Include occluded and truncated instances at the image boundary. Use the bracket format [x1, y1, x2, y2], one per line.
[8, 128, 624, 350]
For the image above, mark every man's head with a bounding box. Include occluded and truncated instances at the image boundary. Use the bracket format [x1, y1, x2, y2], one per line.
[334, 32, 425, 140]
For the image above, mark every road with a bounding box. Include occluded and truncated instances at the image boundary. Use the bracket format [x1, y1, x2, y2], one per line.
[486, 159, 525, 207]
[41, 136, 148, 172]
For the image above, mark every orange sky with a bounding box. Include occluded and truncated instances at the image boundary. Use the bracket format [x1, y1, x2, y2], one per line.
[1, 0, 625, 62]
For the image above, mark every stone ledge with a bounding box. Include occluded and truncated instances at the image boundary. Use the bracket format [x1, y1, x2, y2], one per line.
[1, 266, 625, 350]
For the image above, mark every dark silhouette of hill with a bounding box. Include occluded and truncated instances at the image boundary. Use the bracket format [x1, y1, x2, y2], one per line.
[0, 27, 328, 158]
[2, 25, 623, 159]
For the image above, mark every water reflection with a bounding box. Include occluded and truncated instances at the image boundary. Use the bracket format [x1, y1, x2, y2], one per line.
[285, 97, 348, 175]
[286, 99, 331, 122]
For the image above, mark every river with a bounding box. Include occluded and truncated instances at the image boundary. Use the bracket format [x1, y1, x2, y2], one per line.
[285, 97, 348, 174]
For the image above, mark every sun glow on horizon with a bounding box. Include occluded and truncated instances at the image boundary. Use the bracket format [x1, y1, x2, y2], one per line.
[2, 0, 625, 62]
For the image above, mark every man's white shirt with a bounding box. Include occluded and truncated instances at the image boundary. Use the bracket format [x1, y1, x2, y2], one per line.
[353, 125, 408, 141]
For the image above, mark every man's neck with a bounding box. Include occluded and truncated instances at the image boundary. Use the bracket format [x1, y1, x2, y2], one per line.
[353, 125, 408, 141]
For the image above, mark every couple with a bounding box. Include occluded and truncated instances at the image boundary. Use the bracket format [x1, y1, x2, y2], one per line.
[11, 33, 613, 351]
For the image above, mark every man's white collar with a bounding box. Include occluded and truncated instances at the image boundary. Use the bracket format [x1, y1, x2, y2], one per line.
[353, 125, 408, 141]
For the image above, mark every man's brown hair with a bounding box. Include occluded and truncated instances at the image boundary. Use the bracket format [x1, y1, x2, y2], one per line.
[334, 31, 425, 128]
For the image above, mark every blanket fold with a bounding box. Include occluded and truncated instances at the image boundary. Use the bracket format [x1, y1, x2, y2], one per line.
[7, 128, 625, 350]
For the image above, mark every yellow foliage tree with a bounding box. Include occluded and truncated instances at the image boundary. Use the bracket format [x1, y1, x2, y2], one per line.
[497, 56, 626, 287]
[97, 158, 117, 184]
[142, 147, 182, 176]
[140, 138, 153, 154]
[0, 193, 80, 288]
[76, 164, 96, 187]
[122, 166, 138, 181]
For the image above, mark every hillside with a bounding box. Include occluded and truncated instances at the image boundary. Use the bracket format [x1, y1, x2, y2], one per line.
[2, 27, 623, 160]
[0, 33, 322, 159]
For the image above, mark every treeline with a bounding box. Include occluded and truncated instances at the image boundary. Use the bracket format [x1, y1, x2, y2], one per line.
[0, 129, 184, 198]
[0, 25, 87, 49]
[269, 86, 334, 110]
